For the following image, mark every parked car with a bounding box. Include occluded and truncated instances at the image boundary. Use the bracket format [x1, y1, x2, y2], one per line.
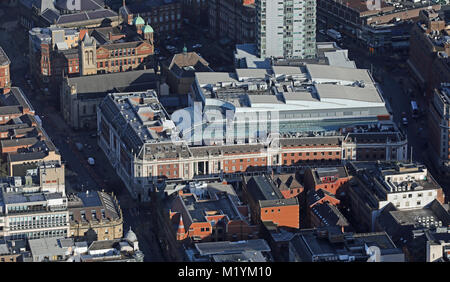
[87, 157, 95, 166]
[402, 117, 408, 126]
[192, 43, 202, 49]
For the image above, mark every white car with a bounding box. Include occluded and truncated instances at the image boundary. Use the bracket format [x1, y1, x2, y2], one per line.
[192, 44, 202, 49]
[402, 117, 408, 126]
[87, 157, 95, 166]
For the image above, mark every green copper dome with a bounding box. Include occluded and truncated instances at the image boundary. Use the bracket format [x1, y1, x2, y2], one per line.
[133, 16, 145, 26]
[142, 24, 153, 33]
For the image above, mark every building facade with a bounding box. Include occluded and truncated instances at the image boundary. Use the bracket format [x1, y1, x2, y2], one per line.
[209, 0, 256, 44]
[408, 9, 449, 97]
[67, 191, 123, 241]
[255, 0, 317, 59]
[19, 0, 119, 29]
[29, 24, 155, 94]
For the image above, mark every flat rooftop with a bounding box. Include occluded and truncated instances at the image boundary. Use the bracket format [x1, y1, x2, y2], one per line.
[183, 194, 240, 222]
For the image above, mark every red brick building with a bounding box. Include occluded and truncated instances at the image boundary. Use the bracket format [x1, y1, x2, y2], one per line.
[0, 47, 11, 92]
[169, 182, 258, 243]
[408, 9, 450, 98]
[243, 175, 300, 229]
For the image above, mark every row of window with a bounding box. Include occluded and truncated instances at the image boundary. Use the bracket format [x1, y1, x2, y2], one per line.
[10, 229, 67, 240]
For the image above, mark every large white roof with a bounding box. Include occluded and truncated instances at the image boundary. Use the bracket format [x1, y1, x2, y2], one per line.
[306, 64, 373, 84]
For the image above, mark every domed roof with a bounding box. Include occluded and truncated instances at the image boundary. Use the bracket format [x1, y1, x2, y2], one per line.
[142, 24, 153, 33]
[133, 16, 145, 26]
[125, 227, 138, 242]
